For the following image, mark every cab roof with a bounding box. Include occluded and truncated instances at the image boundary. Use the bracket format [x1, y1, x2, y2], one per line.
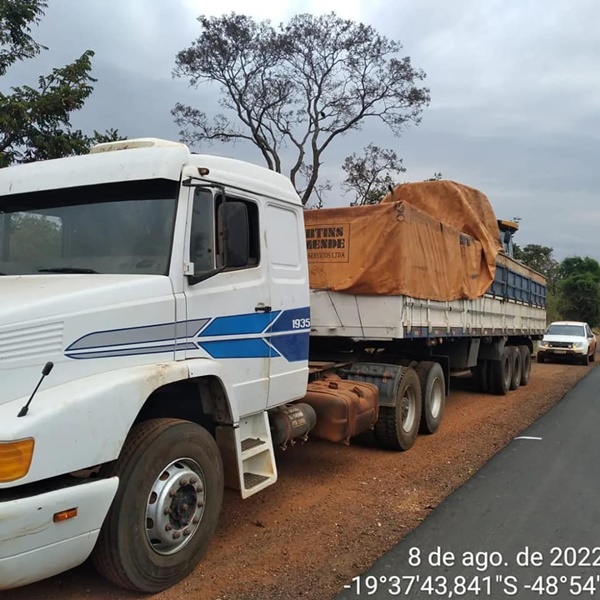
[0, 138, 302, 206]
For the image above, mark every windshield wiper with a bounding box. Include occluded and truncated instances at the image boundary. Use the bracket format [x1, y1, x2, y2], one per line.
[38, 267, 100, 274]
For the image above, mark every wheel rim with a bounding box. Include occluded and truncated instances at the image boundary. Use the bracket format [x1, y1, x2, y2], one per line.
[430, 377, 444, 419]
[400, 385, 417, 433]
[145, 458, 206, 556]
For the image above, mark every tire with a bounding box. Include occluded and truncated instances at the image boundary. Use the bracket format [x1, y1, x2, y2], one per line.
[518, 345, 532, 386]
[92, 418, 224, 593]
[508, 347, 522, 391]
[374, 367, 422, 451]
[489, 347, 512, 396]
[415, 361, 446, 434]
[591, 350, 596, 363]
[537, 352, 545, 364]
[580, 353, 590, 366]
[473, 359, 490, 393]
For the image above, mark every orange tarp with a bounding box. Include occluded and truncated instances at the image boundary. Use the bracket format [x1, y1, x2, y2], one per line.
[304, 180, 502, 301]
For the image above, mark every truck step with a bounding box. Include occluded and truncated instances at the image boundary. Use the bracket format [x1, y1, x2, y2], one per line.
[216, 412, 278, 499]
[241, 437, 266, 452]
[244, 472, 270, 490]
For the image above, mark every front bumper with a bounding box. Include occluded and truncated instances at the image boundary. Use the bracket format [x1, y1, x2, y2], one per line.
[538, 347, 587, 359]
[0, 476, 118, 589]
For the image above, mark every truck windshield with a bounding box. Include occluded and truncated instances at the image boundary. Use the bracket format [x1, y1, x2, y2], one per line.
[545, 324, 585, 337]
[0, 179, 178, 276]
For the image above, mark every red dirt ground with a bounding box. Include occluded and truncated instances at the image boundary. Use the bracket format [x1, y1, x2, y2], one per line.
[3, 361, 595, 600]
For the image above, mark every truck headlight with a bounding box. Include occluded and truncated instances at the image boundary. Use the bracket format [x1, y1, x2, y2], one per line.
[0, 438, 35, 482]
[573, 342, 584, 348]
[539, 341, 549, 348]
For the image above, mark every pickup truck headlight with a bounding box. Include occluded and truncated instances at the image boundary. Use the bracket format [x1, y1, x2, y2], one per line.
[0, 438, 35, 482]
[539, 341, 549, 348]
[573, 342, 585, 348]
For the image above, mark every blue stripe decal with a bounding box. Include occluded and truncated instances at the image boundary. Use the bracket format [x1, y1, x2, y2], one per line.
[65, 307, 310, 362]
[266, 306, 310, 333]
[199, 338, 277, 359]
[199, 311, 280, 337]
[66, 343, 199, 360]
[269, 332, 309, 362]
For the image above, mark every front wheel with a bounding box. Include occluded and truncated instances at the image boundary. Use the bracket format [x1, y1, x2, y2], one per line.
[92, 418, 224, 593]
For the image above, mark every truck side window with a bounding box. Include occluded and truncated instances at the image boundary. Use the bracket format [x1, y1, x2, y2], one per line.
[190, 189, 216, 274]
[215, 194, 260, 269]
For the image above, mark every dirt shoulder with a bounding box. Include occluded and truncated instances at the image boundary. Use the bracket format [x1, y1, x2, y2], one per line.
[4, 361, 596, 600]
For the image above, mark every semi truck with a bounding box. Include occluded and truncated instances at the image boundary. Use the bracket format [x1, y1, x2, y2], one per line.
[0, 139, 546, 593]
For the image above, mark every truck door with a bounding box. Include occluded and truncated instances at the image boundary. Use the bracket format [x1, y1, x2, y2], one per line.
[263, 202, 311, 408]
[183, 187, 272, 416]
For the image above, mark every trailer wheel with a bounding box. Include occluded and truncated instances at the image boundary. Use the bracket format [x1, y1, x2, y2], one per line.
[415, 361, 445, 434]
[489, 348, 512, 396]
[518, 345, 532, 385]
[92, 418, 224, 593]
[374, 367, 422, 451]
[473, 359, 490, 393]
[508, 347, 522, 390]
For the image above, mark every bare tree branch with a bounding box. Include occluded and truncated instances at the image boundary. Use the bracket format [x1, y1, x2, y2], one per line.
[173, 12, 430, 205]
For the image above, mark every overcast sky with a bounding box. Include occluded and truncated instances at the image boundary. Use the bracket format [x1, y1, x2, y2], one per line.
[2, 0, 598, 260]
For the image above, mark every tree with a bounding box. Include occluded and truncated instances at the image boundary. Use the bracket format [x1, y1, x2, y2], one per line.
[424, 171, 442, 181]
[342, 144, 405, 206]
[513, 244, 559, 291]
[559, 256, 600, 280]
[0, 0, 123, 167]
[173, 12, 430, 205]
[556, 256, 600, 327]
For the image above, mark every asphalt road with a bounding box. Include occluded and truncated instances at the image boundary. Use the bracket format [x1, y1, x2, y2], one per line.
[335, 365, 600, 600]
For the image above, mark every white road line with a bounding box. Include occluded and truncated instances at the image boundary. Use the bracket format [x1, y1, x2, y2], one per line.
[514, 436, 543, 440]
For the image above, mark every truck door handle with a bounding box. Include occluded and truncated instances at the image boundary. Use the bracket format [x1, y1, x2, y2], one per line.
[255, 304, 272, 313]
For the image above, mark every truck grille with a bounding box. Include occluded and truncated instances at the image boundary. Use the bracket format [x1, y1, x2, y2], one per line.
[0, 322, 64, 363]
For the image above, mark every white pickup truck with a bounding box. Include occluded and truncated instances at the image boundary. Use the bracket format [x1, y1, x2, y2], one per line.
[0, 139, 546, 593]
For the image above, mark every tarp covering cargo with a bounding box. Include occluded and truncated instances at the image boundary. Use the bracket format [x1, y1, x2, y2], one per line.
[304, 180, 503, 301]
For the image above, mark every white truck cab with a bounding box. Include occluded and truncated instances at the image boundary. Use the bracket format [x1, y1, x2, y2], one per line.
[0, 139, 311, 592]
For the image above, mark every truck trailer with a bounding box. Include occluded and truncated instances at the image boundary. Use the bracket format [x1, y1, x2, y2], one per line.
[0, 139, 546, 592]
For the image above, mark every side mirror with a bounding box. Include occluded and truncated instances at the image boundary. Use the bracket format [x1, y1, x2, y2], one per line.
[219, 202, 249, 268]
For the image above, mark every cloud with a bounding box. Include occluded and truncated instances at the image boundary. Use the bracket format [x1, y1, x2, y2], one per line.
[1, 0, 598, 261]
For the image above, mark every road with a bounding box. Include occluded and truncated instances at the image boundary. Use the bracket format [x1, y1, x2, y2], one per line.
[335, 364, 600, 599]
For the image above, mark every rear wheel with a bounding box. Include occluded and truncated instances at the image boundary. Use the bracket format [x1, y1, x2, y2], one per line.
[508, 347, 522, 390]
[473, 359, 490, 393]
[374, 367, 422, 451]
[415, 361, 446, 434]
[489, 347, 512, 395]
[92, 418, 224, 593]
[518, 345, 532, 385]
